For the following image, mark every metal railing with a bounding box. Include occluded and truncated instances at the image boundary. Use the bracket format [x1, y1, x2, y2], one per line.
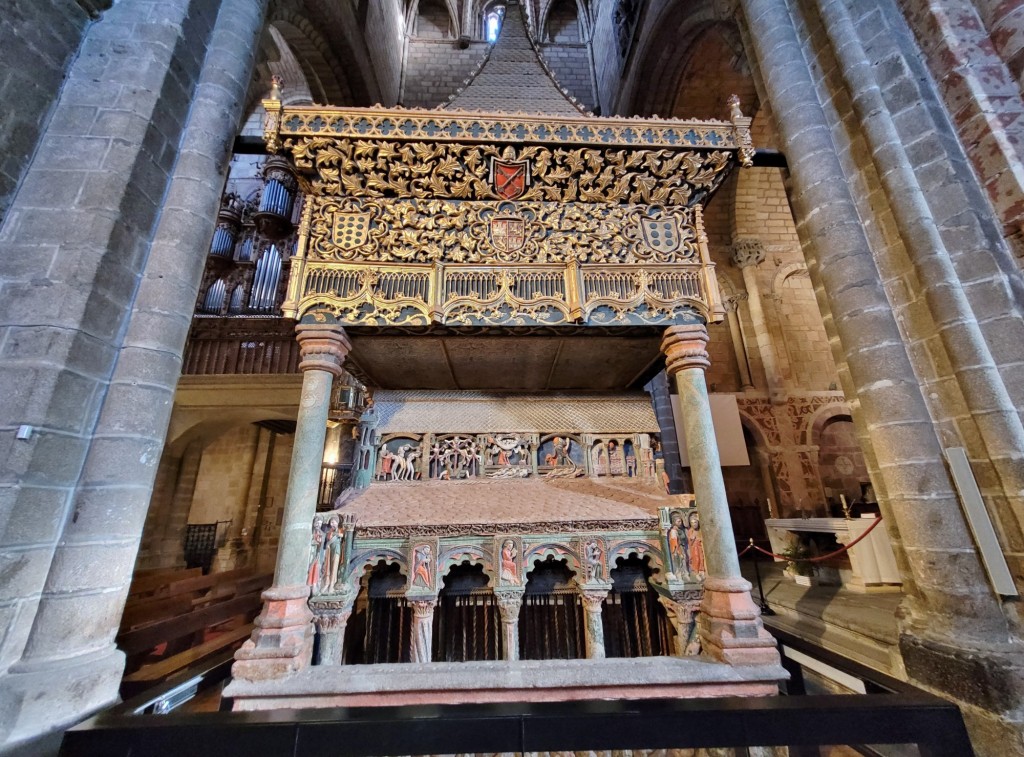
[60, 658, 974, 756]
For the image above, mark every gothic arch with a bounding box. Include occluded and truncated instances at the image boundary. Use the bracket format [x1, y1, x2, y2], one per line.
[770, 262, 810, 299]
[268, 14, 353, 104]
[539, 0, 589, 43]
[805, 403, 855, 447]
[628, 1, 754, 120]
[407, 0, 461, 39]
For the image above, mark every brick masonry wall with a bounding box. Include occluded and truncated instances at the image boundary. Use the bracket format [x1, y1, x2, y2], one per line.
[0, 0, 92, 223]
[896, 0, 1024, 266]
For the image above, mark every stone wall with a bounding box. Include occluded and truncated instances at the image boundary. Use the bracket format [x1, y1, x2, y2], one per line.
[0, 0, 94, 223]
[402, 40, 489, 108]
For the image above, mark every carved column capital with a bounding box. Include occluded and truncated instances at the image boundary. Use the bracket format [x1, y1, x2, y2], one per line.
[662, 324, 711, 375]
[579, 589, 609, 612]
[730, 238, 766, 268]
[494, 590, 524, 622]
[310, 600, 353, 633]
[724, 293, 748, 312]
[296, 322, 351, 376]
[408, 598, 437, 619]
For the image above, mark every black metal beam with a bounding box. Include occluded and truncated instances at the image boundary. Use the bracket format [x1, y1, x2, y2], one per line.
[61, 690, 973, 757]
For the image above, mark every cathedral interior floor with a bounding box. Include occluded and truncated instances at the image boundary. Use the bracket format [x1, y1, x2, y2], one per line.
[741, 559, 902, 678]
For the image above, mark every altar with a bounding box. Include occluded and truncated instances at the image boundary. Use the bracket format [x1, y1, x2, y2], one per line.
[764, 517, 901, 592]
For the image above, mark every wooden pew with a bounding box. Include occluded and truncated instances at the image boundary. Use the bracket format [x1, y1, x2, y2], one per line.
[127, 567, 202, 599]
[119, 623, 254, 698]
[116, 568, 273, 696]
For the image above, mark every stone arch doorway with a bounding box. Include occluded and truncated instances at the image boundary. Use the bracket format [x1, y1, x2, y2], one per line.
[814, 413, 873, 515]
[601, 555, 672, 658]
[519, 558, 585, 660]
[343, 561, 411, 664]
[433, 562, 500, 662]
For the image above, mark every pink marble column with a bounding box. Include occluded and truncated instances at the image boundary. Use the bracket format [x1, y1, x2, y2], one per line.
[663, 324, 779, 667]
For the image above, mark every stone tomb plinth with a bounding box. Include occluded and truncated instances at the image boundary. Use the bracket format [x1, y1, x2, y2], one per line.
[225, 656, 785, 711]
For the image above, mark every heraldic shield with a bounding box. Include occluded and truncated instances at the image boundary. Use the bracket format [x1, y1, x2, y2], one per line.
[490, 158, 530, 201]
[490, 215, 526, 254]
[332, 212, 371, 250]
[640, 216, 681, 254]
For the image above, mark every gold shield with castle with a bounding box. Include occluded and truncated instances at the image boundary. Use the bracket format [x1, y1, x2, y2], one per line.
[490, 215, 526, 254]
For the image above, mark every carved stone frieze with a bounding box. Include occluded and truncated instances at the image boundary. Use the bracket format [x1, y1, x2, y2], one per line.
[287, 139, 734, 205]
[354, 518, 658, 539]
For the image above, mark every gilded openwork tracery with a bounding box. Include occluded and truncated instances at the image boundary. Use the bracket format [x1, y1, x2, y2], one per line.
[263, 91, 754, 328]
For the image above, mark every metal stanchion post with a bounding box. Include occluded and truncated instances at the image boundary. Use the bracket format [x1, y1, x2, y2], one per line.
[749, 538, 775, 615]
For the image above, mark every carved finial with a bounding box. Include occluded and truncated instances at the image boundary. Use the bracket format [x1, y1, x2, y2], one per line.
[727, 94, 743, 121]
[269, 75, 283, 101]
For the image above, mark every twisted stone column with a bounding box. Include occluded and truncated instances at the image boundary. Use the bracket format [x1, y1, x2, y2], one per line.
[663, 325, 779, 666]
[233, 323, 350, 682]
[310, 601, 353, 666]
[580, 590, 608, 659]
[495, 590, 524, 661]
[409, 599, 437, 663]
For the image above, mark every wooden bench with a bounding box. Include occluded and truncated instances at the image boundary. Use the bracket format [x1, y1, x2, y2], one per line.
[119, 623, 255, 698]
[117, 568, 272, 696]
[127, 567, 202, 600]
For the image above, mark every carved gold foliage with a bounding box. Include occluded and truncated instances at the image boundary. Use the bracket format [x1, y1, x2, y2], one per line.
[307, 197, 699, 266]
[285, 139, 733, 206]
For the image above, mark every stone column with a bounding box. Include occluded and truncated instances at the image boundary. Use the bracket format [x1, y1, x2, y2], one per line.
[0, 0, 268, 746]
[310, 600, 353, 666]
[580, 589, 608, 659]
[662, 325, 779, 666]
[738, 0, 1013, 650]
[495, 590, 524, 661]
[233, 323, 350, 682]
[725, 295, 754, 390]
[658, 594, 702, 657]
[731, 239, 783, 401]
[409, 598, 437, 663]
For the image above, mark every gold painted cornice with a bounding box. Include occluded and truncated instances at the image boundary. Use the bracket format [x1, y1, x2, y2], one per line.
[263, 101, 753, 160]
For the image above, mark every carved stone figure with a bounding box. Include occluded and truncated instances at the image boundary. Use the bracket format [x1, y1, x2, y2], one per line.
[322, 515, 344, 593]
[307, 515, 326, 593]
[686, 512, 705, 577]
[666, 510, 688, 579]
[412, 544, 432, 589]
[500, 539, 519, 585]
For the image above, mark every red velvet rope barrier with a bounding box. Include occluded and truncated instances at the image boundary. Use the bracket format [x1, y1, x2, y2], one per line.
[740, 515, 884, 563]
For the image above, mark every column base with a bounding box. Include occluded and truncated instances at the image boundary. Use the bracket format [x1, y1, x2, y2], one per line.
[232, 585, 314, 682]
[699, 577, 780, 667]
[0, 646, 124, 750]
